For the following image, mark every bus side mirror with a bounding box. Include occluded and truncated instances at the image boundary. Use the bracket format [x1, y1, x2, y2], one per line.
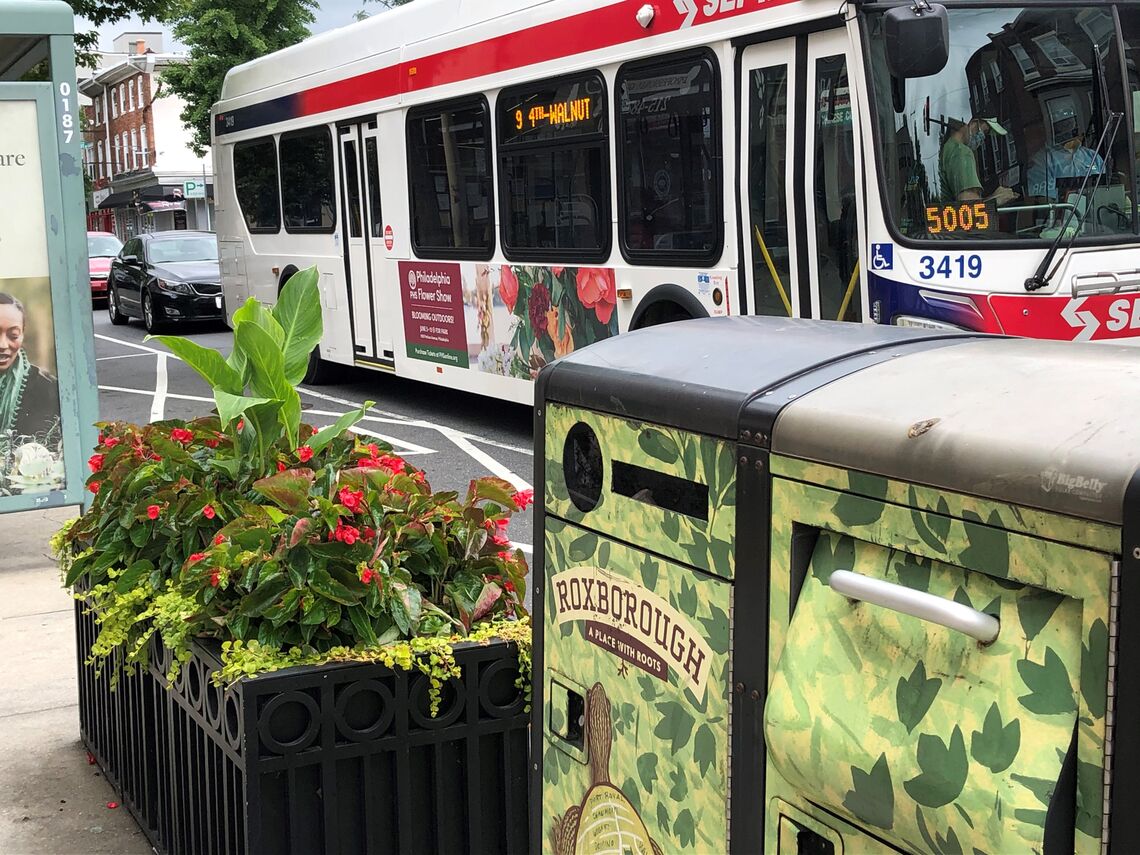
[883, 1, 949, 79]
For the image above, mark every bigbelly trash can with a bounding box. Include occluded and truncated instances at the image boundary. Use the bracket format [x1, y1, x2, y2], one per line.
[530, 316, 1140, 855]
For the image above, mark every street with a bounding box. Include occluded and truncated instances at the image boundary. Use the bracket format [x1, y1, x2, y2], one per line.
[90, 309, 537, 557]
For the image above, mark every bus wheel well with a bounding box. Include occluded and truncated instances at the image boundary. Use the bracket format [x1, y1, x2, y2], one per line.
[629, 284, 708, 330]
[278, 264, 300, 292]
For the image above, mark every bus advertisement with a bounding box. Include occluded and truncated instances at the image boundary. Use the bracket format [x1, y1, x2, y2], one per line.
[210, 0, 1140, 403]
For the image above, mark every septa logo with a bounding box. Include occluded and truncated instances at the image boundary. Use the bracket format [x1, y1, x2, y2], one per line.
[1063, 295, 1140, 342]
[990, 292, 1140, 342]
[673, 0, 754, 29]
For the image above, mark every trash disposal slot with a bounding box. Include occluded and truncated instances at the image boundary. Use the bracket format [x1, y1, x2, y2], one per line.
[611, 460, 709, 520]
[563, 422, 603, 513]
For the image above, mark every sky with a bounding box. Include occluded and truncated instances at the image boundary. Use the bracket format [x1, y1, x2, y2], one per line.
[87, 0, 380, 53]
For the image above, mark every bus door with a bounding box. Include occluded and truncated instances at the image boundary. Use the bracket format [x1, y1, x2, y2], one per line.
[740, 29, 865, 322]
[337, 122, 392, 365]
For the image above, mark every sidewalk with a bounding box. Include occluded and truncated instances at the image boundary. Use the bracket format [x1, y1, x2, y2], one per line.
[0, 507, 151, 855]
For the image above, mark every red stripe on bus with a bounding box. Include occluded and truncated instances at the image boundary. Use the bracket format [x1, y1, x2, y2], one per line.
[266, 0, 798, 127]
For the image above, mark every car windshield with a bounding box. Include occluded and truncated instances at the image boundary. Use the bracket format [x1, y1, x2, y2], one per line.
[88, 235, 122, 257]
[147, 236, 219, 264]
[866, 5, 1138, 243]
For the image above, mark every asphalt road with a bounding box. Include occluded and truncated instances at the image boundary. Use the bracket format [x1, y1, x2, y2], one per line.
[90, 308, 537, 557]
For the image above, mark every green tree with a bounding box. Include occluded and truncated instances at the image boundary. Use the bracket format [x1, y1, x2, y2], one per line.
[353, 0, 414, 22]
[160, 0, 316, 155]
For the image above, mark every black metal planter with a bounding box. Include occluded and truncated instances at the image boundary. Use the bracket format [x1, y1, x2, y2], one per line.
[74, 601, 530, 855]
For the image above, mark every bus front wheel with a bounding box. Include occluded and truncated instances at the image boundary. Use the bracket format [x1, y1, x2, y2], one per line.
[301, 347, 340, 385]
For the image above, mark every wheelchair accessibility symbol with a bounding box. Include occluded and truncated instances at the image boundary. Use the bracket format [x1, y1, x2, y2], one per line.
[871, 243, 894, 271]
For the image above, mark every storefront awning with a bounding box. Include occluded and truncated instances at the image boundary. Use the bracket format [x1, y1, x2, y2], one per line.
[97, 184, 200, 209]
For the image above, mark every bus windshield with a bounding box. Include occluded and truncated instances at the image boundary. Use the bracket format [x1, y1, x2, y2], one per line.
[866, 5, 1138, 244]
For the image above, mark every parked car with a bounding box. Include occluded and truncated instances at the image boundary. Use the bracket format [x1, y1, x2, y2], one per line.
[87, 231, 122, 302]
[107, 231, 223, 333]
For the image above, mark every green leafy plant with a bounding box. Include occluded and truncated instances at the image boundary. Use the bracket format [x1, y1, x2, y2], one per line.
[57, 268, 532, 708]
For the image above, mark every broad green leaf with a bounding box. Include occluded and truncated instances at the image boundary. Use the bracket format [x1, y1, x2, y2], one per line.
[237, 576, 291, 618]
[843, 753, 894, 830]
[235, 320, 289, 401]
[147, 336, 242, 395]
[252, 468, 315, 515]
[232, 297, 284, 346]
[214, 389, 274, 427]
[390, 581, 423, 634]
[970, 702, 1021, 773]
[896, 660, 942, 733]
[307, 402, 373, 455]
[310, 567, 360, 606]
[1017, 648, 1077, 715]
[271, 266, 323, 385]
[466, 476, 516, 508]
[903, 726, 968, 807]
[115, 559, 155, 593]
[470, 581, 502, 622]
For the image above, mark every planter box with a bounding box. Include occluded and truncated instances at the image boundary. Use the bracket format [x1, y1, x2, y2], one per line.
[74, 601, 530, 854]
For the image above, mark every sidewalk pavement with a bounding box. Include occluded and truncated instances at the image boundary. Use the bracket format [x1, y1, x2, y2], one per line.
[0, 507, 151, 855]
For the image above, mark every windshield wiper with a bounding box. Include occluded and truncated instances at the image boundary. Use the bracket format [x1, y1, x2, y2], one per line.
[1026, 48, 1121, 294]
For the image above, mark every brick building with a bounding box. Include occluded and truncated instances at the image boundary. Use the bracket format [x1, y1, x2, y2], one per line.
[79, 32, 214, 238]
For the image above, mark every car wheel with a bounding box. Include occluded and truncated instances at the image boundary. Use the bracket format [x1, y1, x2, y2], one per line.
[142, 289, 164, 334]
[107, 285, 128, 326]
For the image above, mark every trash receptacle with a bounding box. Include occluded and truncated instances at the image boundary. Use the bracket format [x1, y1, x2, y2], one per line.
[532, 317, 1140, 854]
[530, 317, 982, 854]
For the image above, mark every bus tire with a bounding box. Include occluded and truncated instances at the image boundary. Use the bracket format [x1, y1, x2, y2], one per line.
[629, 284, 708, 330]
[301, 347, 340, 385]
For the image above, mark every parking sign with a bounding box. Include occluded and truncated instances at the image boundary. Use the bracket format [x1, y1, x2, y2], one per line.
[183, 179, 205, 199]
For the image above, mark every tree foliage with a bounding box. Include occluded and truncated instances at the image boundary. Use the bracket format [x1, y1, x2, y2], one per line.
[160, 0, 316, 155]
[72, 0, 175, 67]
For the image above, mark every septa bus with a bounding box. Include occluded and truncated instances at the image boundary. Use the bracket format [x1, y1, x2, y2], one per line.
[211, 0, 1140, 403]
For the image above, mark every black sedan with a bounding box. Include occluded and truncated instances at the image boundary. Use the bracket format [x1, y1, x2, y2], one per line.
[107, 231, 223, 333]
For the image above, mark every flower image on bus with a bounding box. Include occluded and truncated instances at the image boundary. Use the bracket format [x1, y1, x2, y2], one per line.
[210, 0, 1140, 403]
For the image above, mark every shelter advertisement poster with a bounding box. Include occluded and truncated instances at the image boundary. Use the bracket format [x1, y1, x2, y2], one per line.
[0, 100, 66, 496]
[398, 261, 619, 380]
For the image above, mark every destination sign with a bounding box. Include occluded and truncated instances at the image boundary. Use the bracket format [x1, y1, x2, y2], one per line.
[499, 72, 605, 144]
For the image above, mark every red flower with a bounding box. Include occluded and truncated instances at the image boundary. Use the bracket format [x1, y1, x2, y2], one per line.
[362, 526, 376, 541]
[204, 438, 220, 449]
[412, 470, 426, 485]
[277, 461, 287, 472]
[491, 533, 510, 547]
[499, 266, 519, 313]
[188, 552, 206, 562]
[103, 436, 121, 448]
[146, 505, 161, 520]
[88, 481, 101, 494]
[528, 283, 551, 334]
[170, 427, 194, 445]
[213, 534, 225, 546]
[106, 802, 118, 810]
[88, 453, 104, 473]
[575, 268, 617, 325]
[331, 520, 361, 545]
[504, 580, 517, 593]
[551, 266, 564, 277]
[209, 570, 221, 588]
[202, 504, 216, 520]
[512, 488, 534, 510]
[361, 567, 375, 584]
[338, 487, 366, 513]
[236, 419, 244, 431]
[297, 445, 313, 463]
[497, 551, 512, 560]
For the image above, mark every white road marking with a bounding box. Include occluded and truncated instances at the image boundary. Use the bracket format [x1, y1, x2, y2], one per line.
[510, 542, 533, 554]
[99, 385, 213, 404]
[440, 428, 531, 491]
[96, 352, 153, 362]
[95, 333, 169, 356]
[149, 354, 168, 422]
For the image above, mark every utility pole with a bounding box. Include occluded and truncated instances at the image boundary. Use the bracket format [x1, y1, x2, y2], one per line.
[203, 161, 211, 231]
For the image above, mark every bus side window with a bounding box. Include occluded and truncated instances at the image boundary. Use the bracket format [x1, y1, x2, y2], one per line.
[233, 137, 280, 234]
[280, 127, 336, 233]
[406, 97, 495, 259]
[615, 49, 723, 265]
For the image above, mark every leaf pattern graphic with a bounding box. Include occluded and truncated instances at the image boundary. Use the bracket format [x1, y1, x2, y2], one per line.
[904, 726, 968, 808]
[970, 703, 1021, 774]
[843, 753, 894, 830]
[896, 661, 942, 733]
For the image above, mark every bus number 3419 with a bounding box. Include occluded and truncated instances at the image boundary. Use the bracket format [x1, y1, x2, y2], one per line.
[918, 254, 983, 280]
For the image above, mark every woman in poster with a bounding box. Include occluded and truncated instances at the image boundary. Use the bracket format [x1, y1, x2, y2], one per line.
[0, 292, 59, 440]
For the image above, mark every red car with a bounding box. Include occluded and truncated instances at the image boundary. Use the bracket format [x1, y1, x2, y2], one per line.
[87, 231, 123, 302]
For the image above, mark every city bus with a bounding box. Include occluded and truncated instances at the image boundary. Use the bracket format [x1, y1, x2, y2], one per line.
[210, 0, 1140, 403]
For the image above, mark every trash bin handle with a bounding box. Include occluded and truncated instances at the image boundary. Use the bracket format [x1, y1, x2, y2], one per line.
[828, 570, 1000, 644]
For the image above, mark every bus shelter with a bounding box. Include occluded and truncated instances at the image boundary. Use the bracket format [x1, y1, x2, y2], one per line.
[0, 1, 99, 512]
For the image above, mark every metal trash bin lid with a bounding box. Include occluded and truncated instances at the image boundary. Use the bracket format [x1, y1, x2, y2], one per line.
[773, 337, 1140, 524]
